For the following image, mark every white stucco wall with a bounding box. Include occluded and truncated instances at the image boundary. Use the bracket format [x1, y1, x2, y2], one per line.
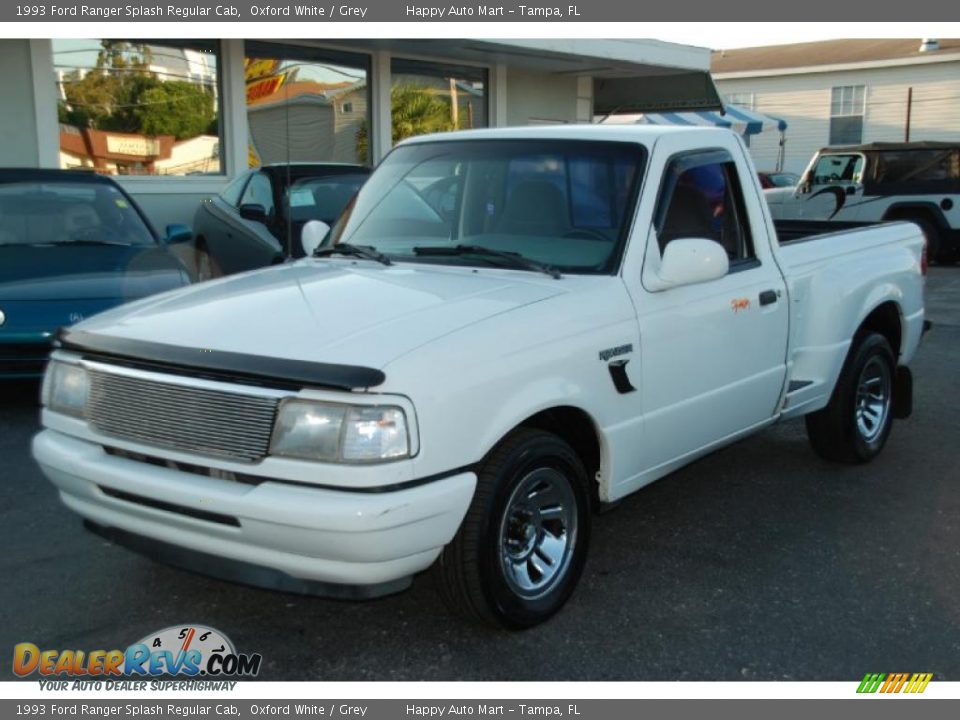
[0, 41, 43, 167]
[505, 68, 581, 126]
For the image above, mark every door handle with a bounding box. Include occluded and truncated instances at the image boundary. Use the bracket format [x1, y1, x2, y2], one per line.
[759, 289, 779, 306]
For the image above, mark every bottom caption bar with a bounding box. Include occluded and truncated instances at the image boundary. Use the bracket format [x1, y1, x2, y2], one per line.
[5, 699, 959, 719]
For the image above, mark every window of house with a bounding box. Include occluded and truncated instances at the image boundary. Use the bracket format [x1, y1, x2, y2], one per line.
[725, 93, 755, 109]
[830, 85, 866, 145]
[244, 42, 370, 167]
[390, 58, 488, 146]
[656, 150, 755, 266]
[53, 39, 222, 176]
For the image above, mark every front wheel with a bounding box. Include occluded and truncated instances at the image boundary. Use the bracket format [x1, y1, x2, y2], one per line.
[805, 332, 896, 463]
[436, 428, 591, 629]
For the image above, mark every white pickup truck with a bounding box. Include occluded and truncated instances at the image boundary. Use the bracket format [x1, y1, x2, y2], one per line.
[33, 126, 927, 629]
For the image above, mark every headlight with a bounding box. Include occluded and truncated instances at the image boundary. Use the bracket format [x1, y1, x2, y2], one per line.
[42, 361, 89, 418]
[270, 400, 409, 463]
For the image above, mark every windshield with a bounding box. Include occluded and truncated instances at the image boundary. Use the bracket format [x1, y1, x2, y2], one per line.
[327, 139, 646, 274]
[285, 174, 368, 224]
[810, 154, 864, 186]
[0, 181, 156, 247]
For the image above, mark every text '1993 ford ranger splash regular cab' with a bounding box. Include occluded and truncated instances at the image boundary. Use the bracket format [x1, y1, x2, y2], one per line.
[33, 126, 926, 628]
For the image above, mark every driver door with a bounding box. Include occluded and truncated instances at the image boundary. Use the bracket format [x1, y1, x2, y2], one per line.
[626, 142, 789, 476]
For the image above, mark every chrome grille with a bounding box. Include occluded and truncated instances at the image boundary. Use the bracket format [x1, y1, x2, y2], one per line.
[86, 368, 280, 463]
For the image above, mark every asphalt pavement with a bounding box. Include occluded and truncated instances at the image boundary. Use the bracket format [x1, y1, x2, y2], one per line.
[2, 268, 958, 681]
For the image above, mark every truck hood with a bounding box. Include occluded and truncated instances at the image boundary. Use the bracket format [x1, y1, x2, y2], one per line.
[75, 260, 567, 371]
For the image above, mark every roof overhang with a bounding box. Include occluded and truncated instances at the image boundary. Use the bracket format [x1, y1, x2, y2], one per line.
[301, 38, 721, 113]
[713, 50, 960, 80]
[594, 71, 723, 114]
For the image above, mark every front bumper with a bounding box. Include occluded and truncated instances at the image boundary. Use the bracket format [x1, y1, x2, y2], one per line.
[33, 429, 476, 595]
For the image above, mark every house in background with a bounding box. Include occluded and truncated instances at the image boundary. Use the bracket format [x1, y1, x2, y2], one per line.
[713, 38, 960, 174]
[246, 80, 368, 166]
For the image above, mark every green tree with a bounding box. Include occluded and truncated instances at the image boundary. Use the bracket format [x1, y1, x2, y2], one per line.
[391, 84, 455, 143]
[61, 41, 216, 141]
[132, 81, 215, 140]
[356, 84, 455, 163]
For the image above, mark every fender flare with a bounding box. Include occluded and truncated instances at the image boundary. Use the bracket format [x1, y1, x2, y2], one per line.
[882, 202, 949, 231]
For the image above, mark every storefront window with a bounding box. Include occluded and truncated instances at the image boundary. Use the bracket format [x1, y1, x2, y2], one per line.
[244, 42, 370, 168]
[389, 58, 488, 147]
[53, 39, 221, 176]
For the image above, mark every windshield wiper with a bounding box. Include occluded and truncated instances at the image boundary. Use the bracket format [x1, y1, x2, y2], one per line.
[45, 240, 131, 247]
[412, 245, 562, 279]
[313, 243, 392, 266]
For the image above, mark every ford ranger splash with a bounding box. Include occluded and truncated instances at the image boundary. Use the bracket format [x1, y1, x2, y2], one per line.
[33, 126, 926, 628]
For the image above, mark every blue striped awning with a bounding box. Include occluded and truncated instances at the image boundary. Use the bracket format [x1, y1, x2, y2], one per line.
[638, 104, 787, 136]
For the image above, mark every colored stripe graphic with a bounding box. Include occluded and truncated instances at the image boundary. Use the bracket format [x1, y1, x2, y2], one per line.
[857, 672, 932, 693]
[905, 673, 933, 693]
[857, 673, 885, 693]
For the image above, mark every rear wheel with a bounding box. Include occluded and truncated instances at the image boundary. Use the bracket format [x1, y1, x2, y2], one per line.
[436, 428, 591, 629]
[805, 332, 896, 463]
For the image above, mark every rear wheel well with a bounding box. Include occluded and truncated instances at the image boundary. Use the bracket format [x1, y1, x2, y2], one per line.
[883, 205, 941, 228]
[516, 406, 602, 509]
[857, 302, 902, 359]
[883, 206, 943, 255]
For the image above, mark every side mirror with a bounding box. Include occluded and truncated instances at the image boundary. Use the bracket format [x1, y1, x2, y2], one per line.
[301, 219, 330, 256]
[845, 185, 858, 196]
[239, 203, 268, 224]
[165, 224, 193, 244]
[656, 238, 729, 288]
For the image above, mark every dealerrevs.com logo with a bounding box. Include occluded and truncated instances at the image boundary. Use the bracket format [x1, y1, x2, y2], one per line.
[13, 625, 262, 688]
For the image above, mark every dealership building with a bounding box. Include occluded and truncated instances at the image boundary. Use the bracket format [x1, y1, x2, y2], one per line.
[0, 38, 719, 231]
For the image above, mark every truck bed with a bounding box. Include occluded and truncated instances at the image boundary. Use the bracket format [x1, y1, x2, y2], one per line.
[774, 219, 873, 244]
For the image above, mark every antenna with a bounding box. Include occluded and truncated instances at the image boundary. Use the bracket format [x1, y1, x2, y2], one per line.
[284, 81, 293, 260]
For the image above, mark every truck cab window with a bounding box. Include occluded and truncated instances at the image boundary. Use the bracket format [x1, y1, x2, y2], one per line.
[657, 152, 755, 266]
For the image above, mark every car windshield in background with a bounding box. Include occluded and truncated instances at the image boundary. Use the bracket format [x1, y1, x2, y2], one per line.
[328, 139, 646, 274]
[0, 182, 155, 247]
[285, 174, 368, 224]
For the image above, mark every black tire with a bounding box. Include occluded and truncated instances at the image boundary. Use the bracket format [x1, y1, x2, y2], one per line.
[435, 428, 591, 629]
[805, 332, 896, 464]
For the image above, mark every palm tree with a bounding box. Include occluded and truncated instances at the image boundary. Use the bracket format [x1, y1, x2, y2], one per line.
[390, 84, 455, 144]
[356, 84, 456, 162]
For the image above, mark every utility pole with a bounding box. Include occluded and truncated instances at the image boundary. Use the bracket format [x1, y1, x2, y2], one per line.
[449, 78, 459, 128]
[905, 87, 913, 142]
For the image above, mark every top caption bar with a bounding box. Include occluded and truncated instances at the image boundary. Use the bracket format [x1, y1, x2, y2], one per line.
[2, 0, 955, 22]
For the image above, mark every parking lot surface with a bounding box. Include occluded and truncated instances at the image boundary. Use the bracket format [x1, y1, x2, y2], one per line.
[3, 268, 959, 681]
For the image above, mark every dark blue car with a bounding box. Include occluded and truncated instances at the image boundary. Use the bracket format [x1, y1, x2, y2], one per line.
[0, 169, 192, 378]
